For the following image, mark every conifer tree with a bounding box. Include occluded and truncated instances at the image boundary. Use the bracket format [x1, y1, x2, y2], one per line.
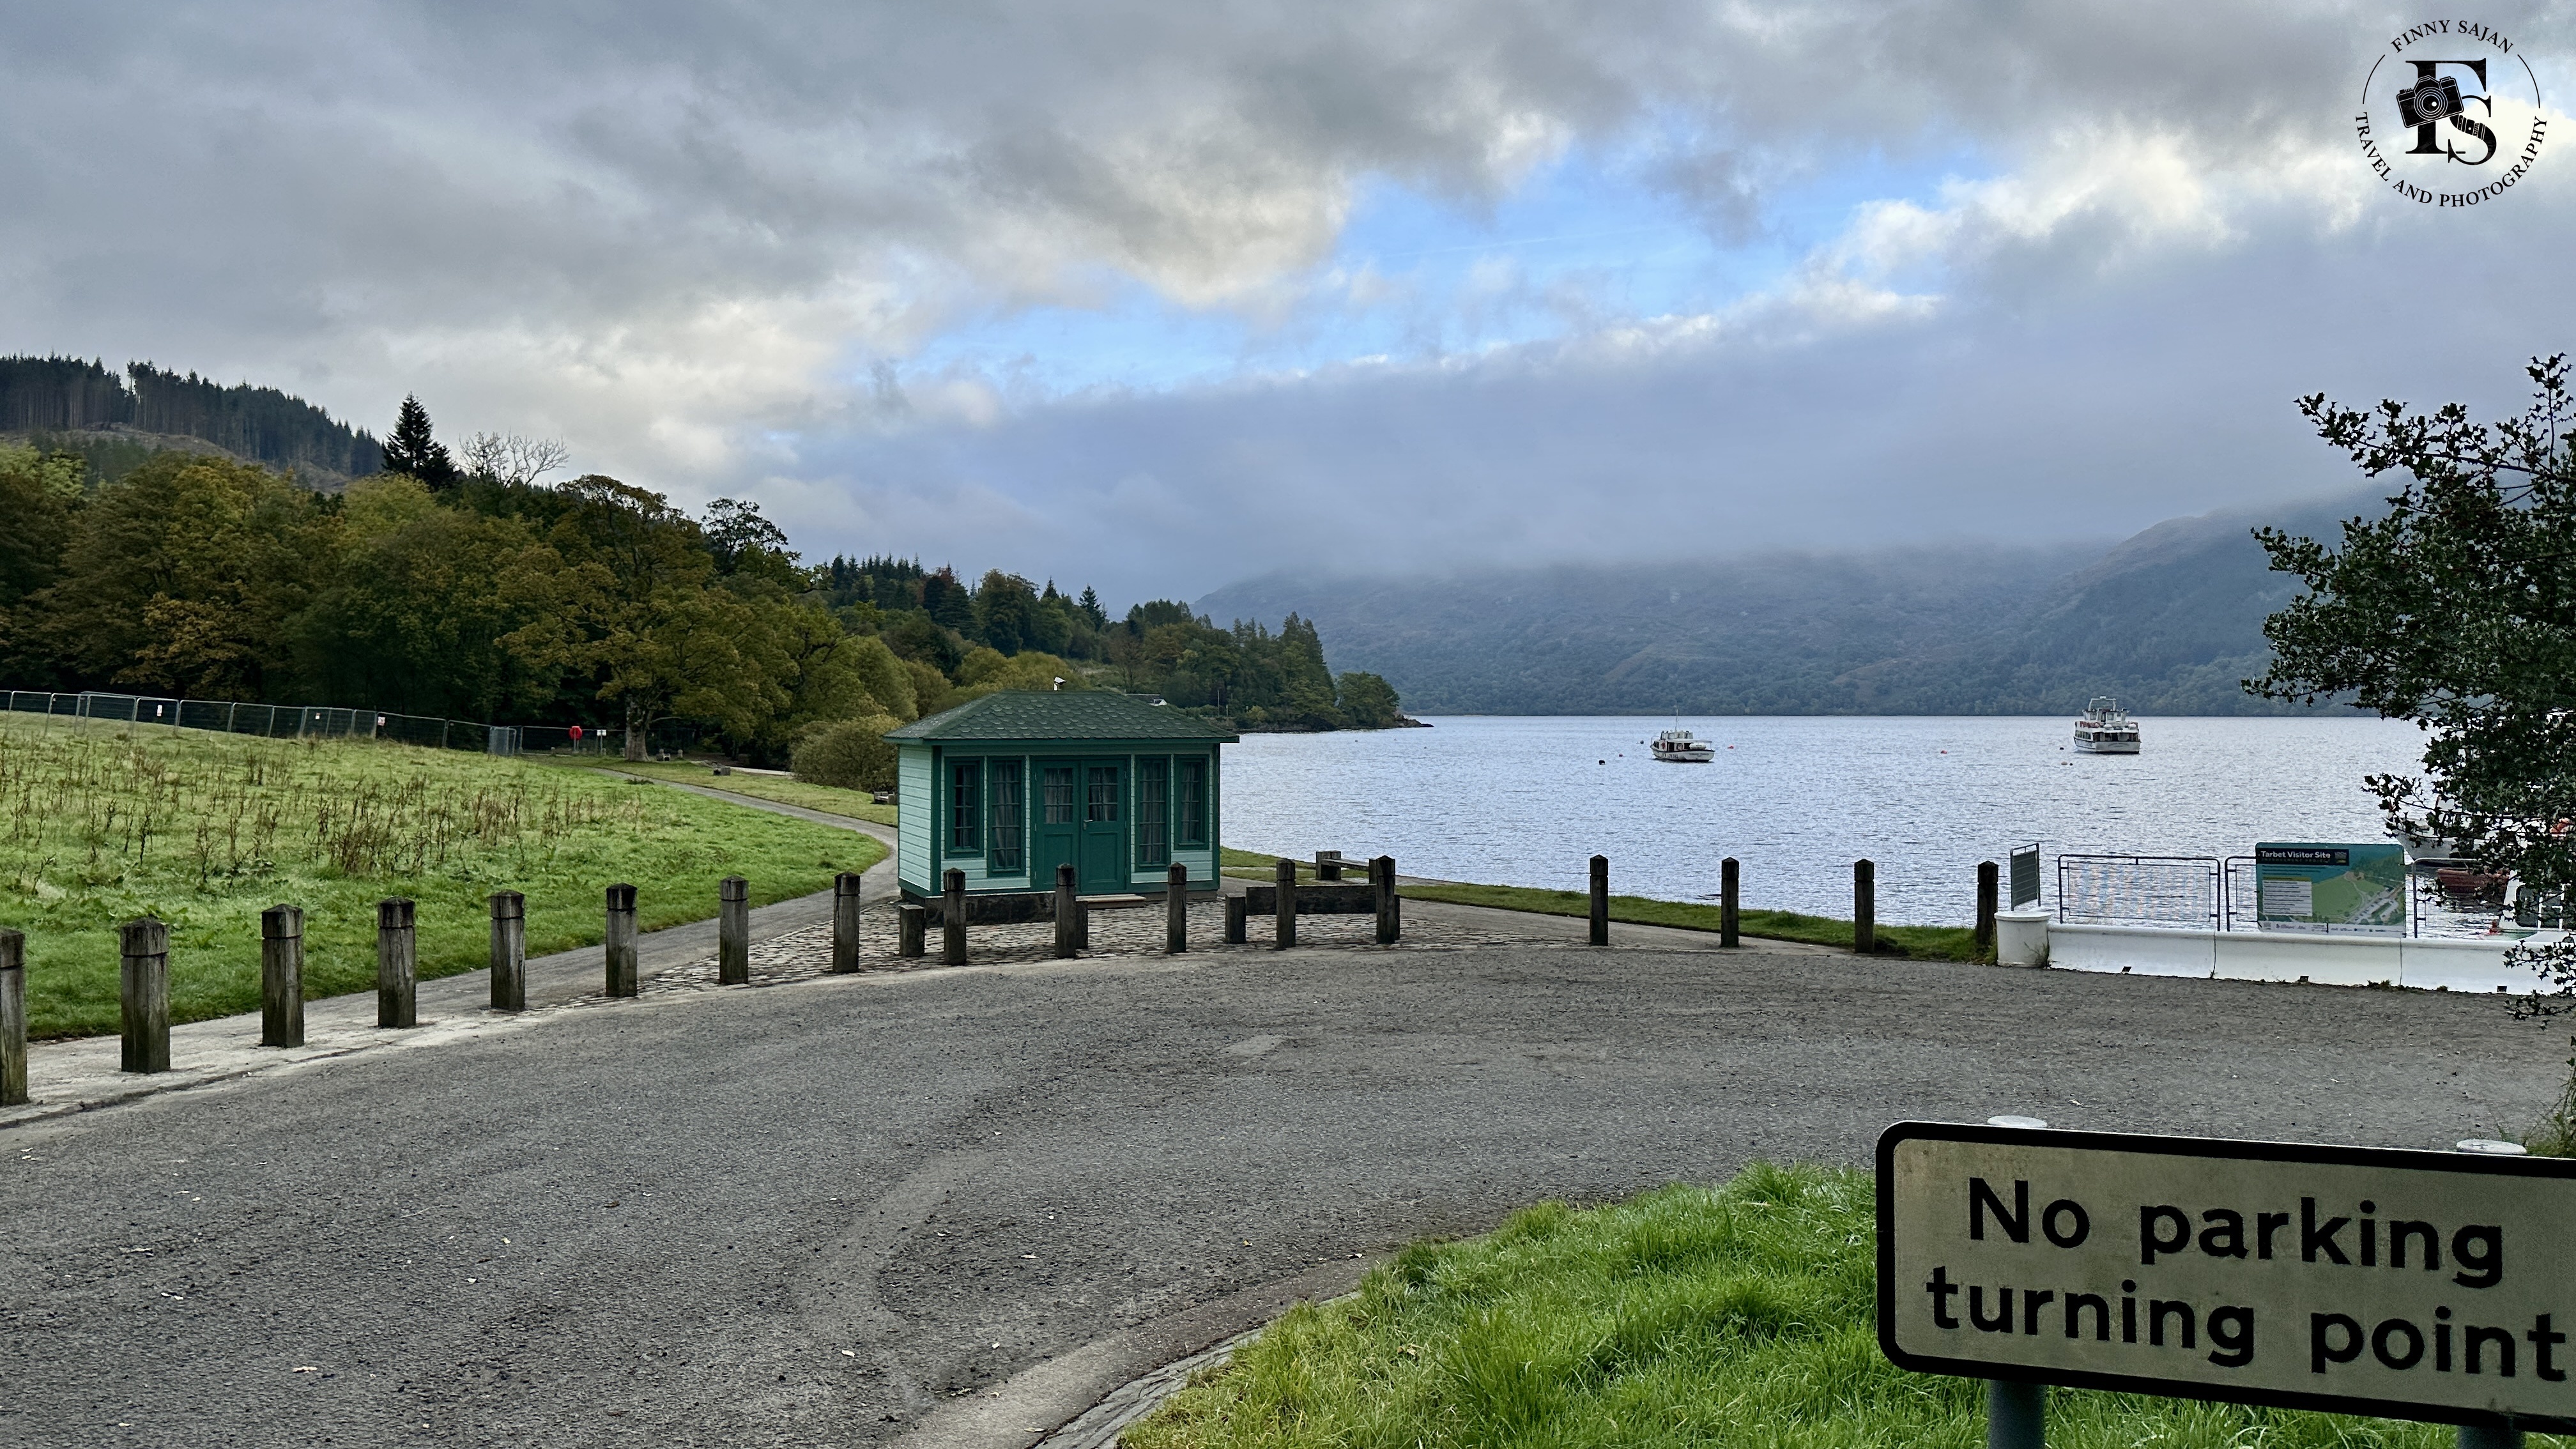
[380, 394, 457, 489]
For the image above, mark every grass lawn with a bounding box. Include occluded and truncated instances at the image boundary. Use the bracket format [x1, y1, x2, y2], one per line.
[1220, 848, 1979, 960]
[557, 757, 898, 825]
[0, 716, 884, 1038]
[1129, 1164, 2498, 1449]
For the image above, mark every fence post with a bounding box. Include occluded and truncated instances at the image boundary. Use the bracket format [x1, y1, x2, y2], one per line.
[897, 901, 926, 958]
[1373, 855, 1400, 944]
[1273, 858, 1297, 949]
[261, 905, 304, 1047]
[1054, 864, 1080, 959]
[1315, 850, 1342, 882]
[1, 929, 26, 1107]
[1167, 862, 1189, 954]
[942, 869, 968, 966]
[1976, 861, 2000, 957]
[377, 898, 417, 1028]
[1589, 855, 1610, 946]
[489, 892, 526, 1011]
[1853, 860, 1876, 955]
[719, 875, 751, 983]
[604, 884, 638, 997]
[120, 917, 171, 1074]
[832, 873, 864, 972]
[1225, 895, 1248, 944]
[1721, 857, 1740, 947]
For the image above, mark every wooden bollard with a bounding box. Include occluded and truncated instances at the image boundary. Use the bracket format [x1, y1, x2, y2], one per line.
[896, 901, 926, 958]
[489, 891, 526, 1011]
[1315, 850, 1342, 882]
[120, 918, 170, 1073]
[262, 905, 305, 1046]
[1167, 862, 1189, 953]
[942, 868, 967, 966]
[1054, 863, 1079, 959]
[1372, 855, 1399, 944]
[1273, 857, 1296, 949]
[377, 898, 418, 1028]
[1976, 861, 1999, 957]
[1224, 896, 1248, 944]
[0, 929, 26, 1106]
[719, 875, 751, 984]
[604, 883, 638, 997]
[832, 873, 864, 973]
[1721, 857, 1740, 947]
[1853, 859, 1876, 955]
[1589, 855, 1610, 946]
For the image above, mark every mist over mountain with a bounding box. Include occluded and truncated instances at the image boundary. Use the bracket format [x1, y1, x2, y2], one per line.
[1196, 489, 2386, 716]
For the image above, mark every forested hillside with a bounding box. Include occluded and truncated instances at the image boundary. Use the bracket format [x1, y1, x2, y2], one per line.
[1197, 489, 2381, 716]
[0, 402, 1403, 762]
[0, 355, 382, 482]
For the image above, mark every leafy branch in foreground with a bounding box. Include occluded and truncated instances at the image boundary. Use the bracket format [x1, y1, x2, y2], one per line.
[2248, 354, 2576, 1011]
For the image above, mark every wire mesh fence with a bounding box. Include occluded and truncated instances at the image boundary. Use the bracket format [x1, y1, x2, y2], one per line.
[1, 689, 549, 756]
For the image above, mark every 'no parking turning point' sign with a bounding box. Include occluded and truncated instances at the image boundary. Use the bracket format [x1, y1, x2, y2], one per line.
[1878, 1123, 2576, 1430]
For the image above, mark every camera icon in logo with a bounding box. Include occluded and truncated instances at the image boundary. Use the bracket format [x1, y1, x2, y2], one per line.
[2396, 73, 2464, 126]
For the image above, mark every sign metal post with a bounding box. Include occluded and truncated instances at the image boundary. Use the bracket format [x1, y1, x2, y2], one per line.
[1880, 1121, 2576, 1447]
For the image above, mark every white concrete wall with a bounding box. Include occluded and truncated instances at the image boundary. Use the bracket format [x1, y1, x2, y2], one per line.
[2043, 921, 2557, 995]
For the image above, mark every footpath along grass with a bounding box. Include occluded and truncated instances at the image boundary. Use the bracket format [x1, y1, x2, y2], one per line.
[0, 716, 883, 1038]
[1129, 1165, 2496, 1449]
[561, 758, 899, 825]
[1219, 848, 1980, 960]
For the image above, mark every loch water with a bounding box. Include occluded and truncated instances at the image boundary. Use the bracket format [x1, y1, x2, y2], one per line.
[1222, 714, 2433, 925]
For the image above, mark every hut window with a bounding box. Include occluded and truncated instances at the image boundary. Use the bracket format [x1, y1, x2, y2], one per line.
[1042, 766, 1077, 824]
[987, 760, 1024, 874]
[1176, 757, 1208, 846]
[1086, 765, 1120, 822]
[1136, 758, 1169, 867]
[948, 760, 981, 853]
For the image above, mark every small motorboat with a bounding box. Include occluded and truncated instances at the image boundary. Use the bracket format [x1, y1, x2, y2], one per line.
[1651, 728, 1715, 763]
[2073, 698, 2140, 754]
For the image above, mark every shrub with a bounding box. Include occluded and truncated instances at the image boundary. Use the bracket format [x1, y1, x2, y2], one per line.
[790, 714, 900, 791]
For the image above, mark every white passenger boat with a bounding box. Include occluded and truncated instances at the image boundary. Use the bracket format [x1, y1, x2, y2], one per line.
[2072, 698, 2140, 754]
[1652, 728, 1715, 763]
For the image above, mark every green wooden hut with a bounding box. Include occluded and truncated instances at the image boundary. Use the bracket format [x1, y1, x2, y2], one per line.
[883, 691, 1236, 905]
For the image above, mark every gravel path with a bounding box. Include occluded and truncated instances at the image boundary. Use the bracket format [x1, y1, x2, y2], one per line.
[1, 929, 2562, 1447]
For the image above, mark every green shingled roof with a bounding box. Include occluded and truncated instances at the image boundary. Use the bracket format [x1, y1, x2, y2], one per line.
[883, 689, 1239, 742]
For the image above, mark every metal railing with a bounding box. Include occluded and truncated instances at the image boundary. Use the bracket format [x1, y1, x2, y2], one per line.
[4, 689, 533, 756]
[2055, 854, 2223, 929]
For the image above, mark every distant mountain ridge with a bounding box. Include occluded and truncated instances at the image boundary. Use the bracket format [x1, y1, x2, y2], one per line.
[1195, 489, 2384, 716]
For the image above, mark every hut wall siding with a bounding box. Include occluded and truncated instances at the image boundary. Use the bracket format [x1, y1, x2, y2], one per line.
[896, 745, 936, 895]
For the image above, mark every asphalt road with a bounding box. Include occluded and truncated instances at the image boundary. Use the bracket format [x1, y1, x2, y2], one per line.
[1, 941, 2561, 1447]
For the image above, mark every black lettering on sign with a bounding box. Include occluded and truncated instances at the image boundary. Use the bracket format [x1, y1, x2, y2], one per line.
[2207, 1305, 2255, 1368]
[2041, 1199, 2089, 1247]
[2303, 1198, 2352, 1264]
[2140, 1205, 2191, 1264]
[1970, 1178, 2028, 1242]
[2453, 1224, 2503, 1288]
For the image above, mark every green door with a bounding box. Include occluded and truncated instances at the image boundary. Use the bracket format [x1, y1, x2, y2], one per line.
[1078, 759, 1126, 893]
[1034, 762, 1079, 889]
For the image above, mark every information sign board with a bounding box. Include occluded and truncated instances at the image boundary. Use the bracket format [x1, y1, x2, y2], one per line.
[2253, 843, 2407, 935]
[1878, 1122, 2576, 1429]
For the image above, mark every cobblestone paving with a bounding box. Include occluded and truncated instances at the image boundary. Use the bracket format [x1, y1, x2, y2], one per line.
[640, 896, 1544, 996]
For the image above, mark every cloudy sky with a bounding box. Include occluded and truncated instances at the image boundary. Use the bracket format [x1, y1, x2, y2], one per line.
[4, 1, 2567, 604]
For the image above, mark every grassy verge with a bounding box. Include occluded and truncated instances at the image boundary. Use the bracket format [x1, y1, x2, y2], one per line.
[1396, 881, 1982, 960]
[0, 717, 884, 1038]
[1221, 847, 1978, 959]
[1130, 1165, 2490, 1449]
[560, 758, 898, 825]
